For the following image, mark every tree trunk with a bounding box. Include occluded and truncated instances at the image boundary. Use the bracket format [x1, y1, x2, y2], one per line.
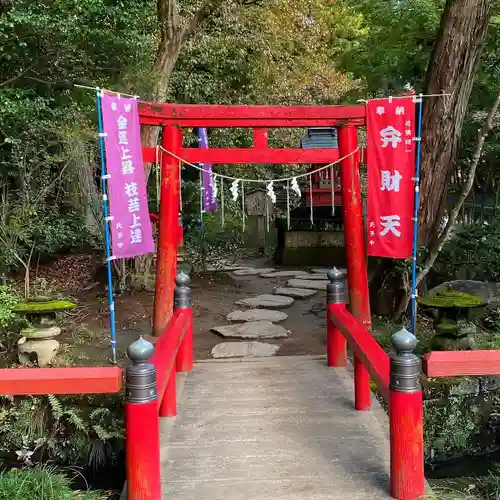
[370, 0, 493, 317]
[133, 0, 224, 289]
[418, 0, 492, 247]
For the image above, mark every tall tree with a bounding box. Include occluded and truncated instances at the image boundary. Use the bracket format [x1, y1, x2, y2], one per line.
[418, 0, 493, 246]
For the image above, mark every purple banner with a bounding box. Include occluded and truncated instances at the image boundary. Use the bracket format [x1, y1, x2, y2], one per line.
[101, 93, 155, 258]
[197, 128, 218, 212]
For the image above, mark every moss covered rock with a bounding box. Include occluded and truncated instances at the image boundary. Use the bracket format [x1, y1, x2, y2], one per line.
[419, 290, 484, 308]
[13, 299, 76, 315]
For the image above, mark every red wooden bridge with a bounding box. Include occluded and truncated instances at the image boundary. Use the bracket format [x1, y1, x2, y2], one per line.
[1, 103, 499, 499]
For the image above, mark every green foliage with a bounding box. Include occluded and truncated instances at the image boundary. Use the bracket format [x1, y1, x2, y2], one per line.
[424, 395, 481, 462]
[0, 465, 105, 500]
[434, 220, 500, 283]
[339, 0, 444, 94]
[182, 181, 246, 270]
[0, 395, 124, 471]
[0, 284, 19, 329]
[484, 309, 500, 334]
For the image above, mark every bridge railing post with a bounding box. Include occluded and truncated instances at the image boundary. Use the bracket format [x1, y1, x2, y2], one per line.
[389, 328, 424, 499]
[159, 271, 193, 419]
[125, 337, 161, 500]
[174, 271, 193, 373]
[326, 268, 347, 367]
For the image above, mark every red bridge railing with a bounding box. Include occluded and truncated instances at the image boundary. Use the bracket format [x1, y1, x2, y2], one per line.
[124, 272, 193, 499]
[325, 268, 424, 500]
[326, 268, 500, 499]
[0, 272, 193, 500]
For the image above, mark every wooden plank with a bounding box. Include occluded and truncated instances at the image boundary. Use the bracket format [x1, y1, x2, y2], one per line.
[138, 103, 366, 128]
[0, 367, 123, 395]
[423, 350, 500, 377]
[143, 146, 368, 165]
[328, 307, 390, 401]
[253, 128, 268, 148]
[143, 147, 341, 165]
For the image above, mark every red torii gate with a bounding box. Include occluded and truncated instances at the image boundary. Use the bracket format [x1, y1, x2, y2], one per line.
[138, 103, 371, 394]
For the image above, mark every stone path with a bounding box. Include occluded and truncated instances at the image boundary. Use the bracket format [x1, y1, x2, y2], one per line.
[227, 309, 288, 323]
[211, 321, 290, 339]
[210, 264, 344, 360]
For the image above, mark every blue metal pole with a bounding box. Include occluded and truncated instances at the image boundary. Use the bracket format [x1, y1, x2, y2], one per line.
[96, 90, 117, 364]
[410, 94, 424, 336]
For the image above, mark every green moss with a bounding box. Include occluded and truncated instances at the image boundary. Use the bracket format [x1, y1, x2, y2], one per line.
[418, 290, 484, 308]
[436, 322, 459, 334]
[13, 299, 76, 314]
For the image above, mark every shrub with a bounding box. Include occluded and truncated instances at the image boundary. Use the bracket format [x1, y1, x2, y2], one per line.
[434, 219, 500, 283]
[0, 465, 105, 500]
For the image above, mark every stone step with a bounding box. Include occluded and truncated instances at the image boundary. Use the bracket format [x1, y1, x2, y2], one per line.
[233, 268, 275, 276]
[274, 287, 317, 298]
[287, 279, 329, 291]
[211, 342, 280, 358]
[260, 270, 309, 278]
[211, 321, 290, 339]
[227, 309, 288, 323]
[235, 294, 295, 308]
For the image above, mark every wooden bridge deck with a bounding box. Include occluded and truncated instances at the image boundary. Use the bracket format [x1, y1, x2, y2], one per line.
[160, 356, 391, 500]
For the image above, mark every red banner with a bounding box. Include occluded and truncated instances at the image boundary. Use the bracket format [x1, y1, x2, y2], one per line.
[367, 97, 416, 259]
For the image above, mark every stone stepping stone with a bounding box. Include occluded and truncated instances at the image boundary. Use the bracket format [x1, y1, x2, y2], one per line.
[211, 321, 289, 339]
[235, 294, 294, 308]
[311, 268, 331, 274]
[212, 341, 280, 358]
[287, 279, 329, 291]
[275, 287, 318, 299]
[206, 264, 248, 272]
[298, 274, 328, 280]
[233, 268, 275, 276]
[227, 309, 288, 323]
[260, 270, 309, 278]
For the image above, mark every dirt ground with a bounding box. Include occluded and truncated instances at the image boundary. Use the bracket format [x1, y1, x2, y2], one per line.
[25, 255, 328, 367]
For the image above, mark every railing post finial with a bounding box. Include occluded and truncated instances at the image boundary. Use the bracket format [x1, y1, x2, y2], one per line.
[389, 327, 424, 499]
[327, 267, 347, 305]
[125, 336, 157, 404]
[124, 336, 162, 498]
[174, 271, 192, 309]
[390, 327, 420, 393]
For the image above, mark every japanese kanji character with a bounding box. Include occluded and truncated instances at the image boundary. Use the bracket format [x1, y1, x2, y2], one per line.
[128, 197, 140, 213]
[118, 130, 128, 145]
[121, 146, 132, 160]
[405, 120, 411, 127]
[117, 242, 124, 248]
[369, 240, 375, 245]
[130, 228, 143, 244]
[370, 230, 375, 236]
[122, 160, 135, 175]
[369, 222, 376, 228]
[117, 115, 128, 130]
[117, 232, 123, 239]
[380, 126, 402, 148]
[405, 139, 412, 146]
[116, 223, 123, 229]
[111, 102, 117, 111]
[405, 130, 412, 136]
[124, 103, 132, 113]
[129, 213, 141, 229]
[380, 215, 401, 237]
[380, 170, 402, 192]
[124, 181, 139, 197]
[376, 106, 385, 115]
[395, 106, 405, 115]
